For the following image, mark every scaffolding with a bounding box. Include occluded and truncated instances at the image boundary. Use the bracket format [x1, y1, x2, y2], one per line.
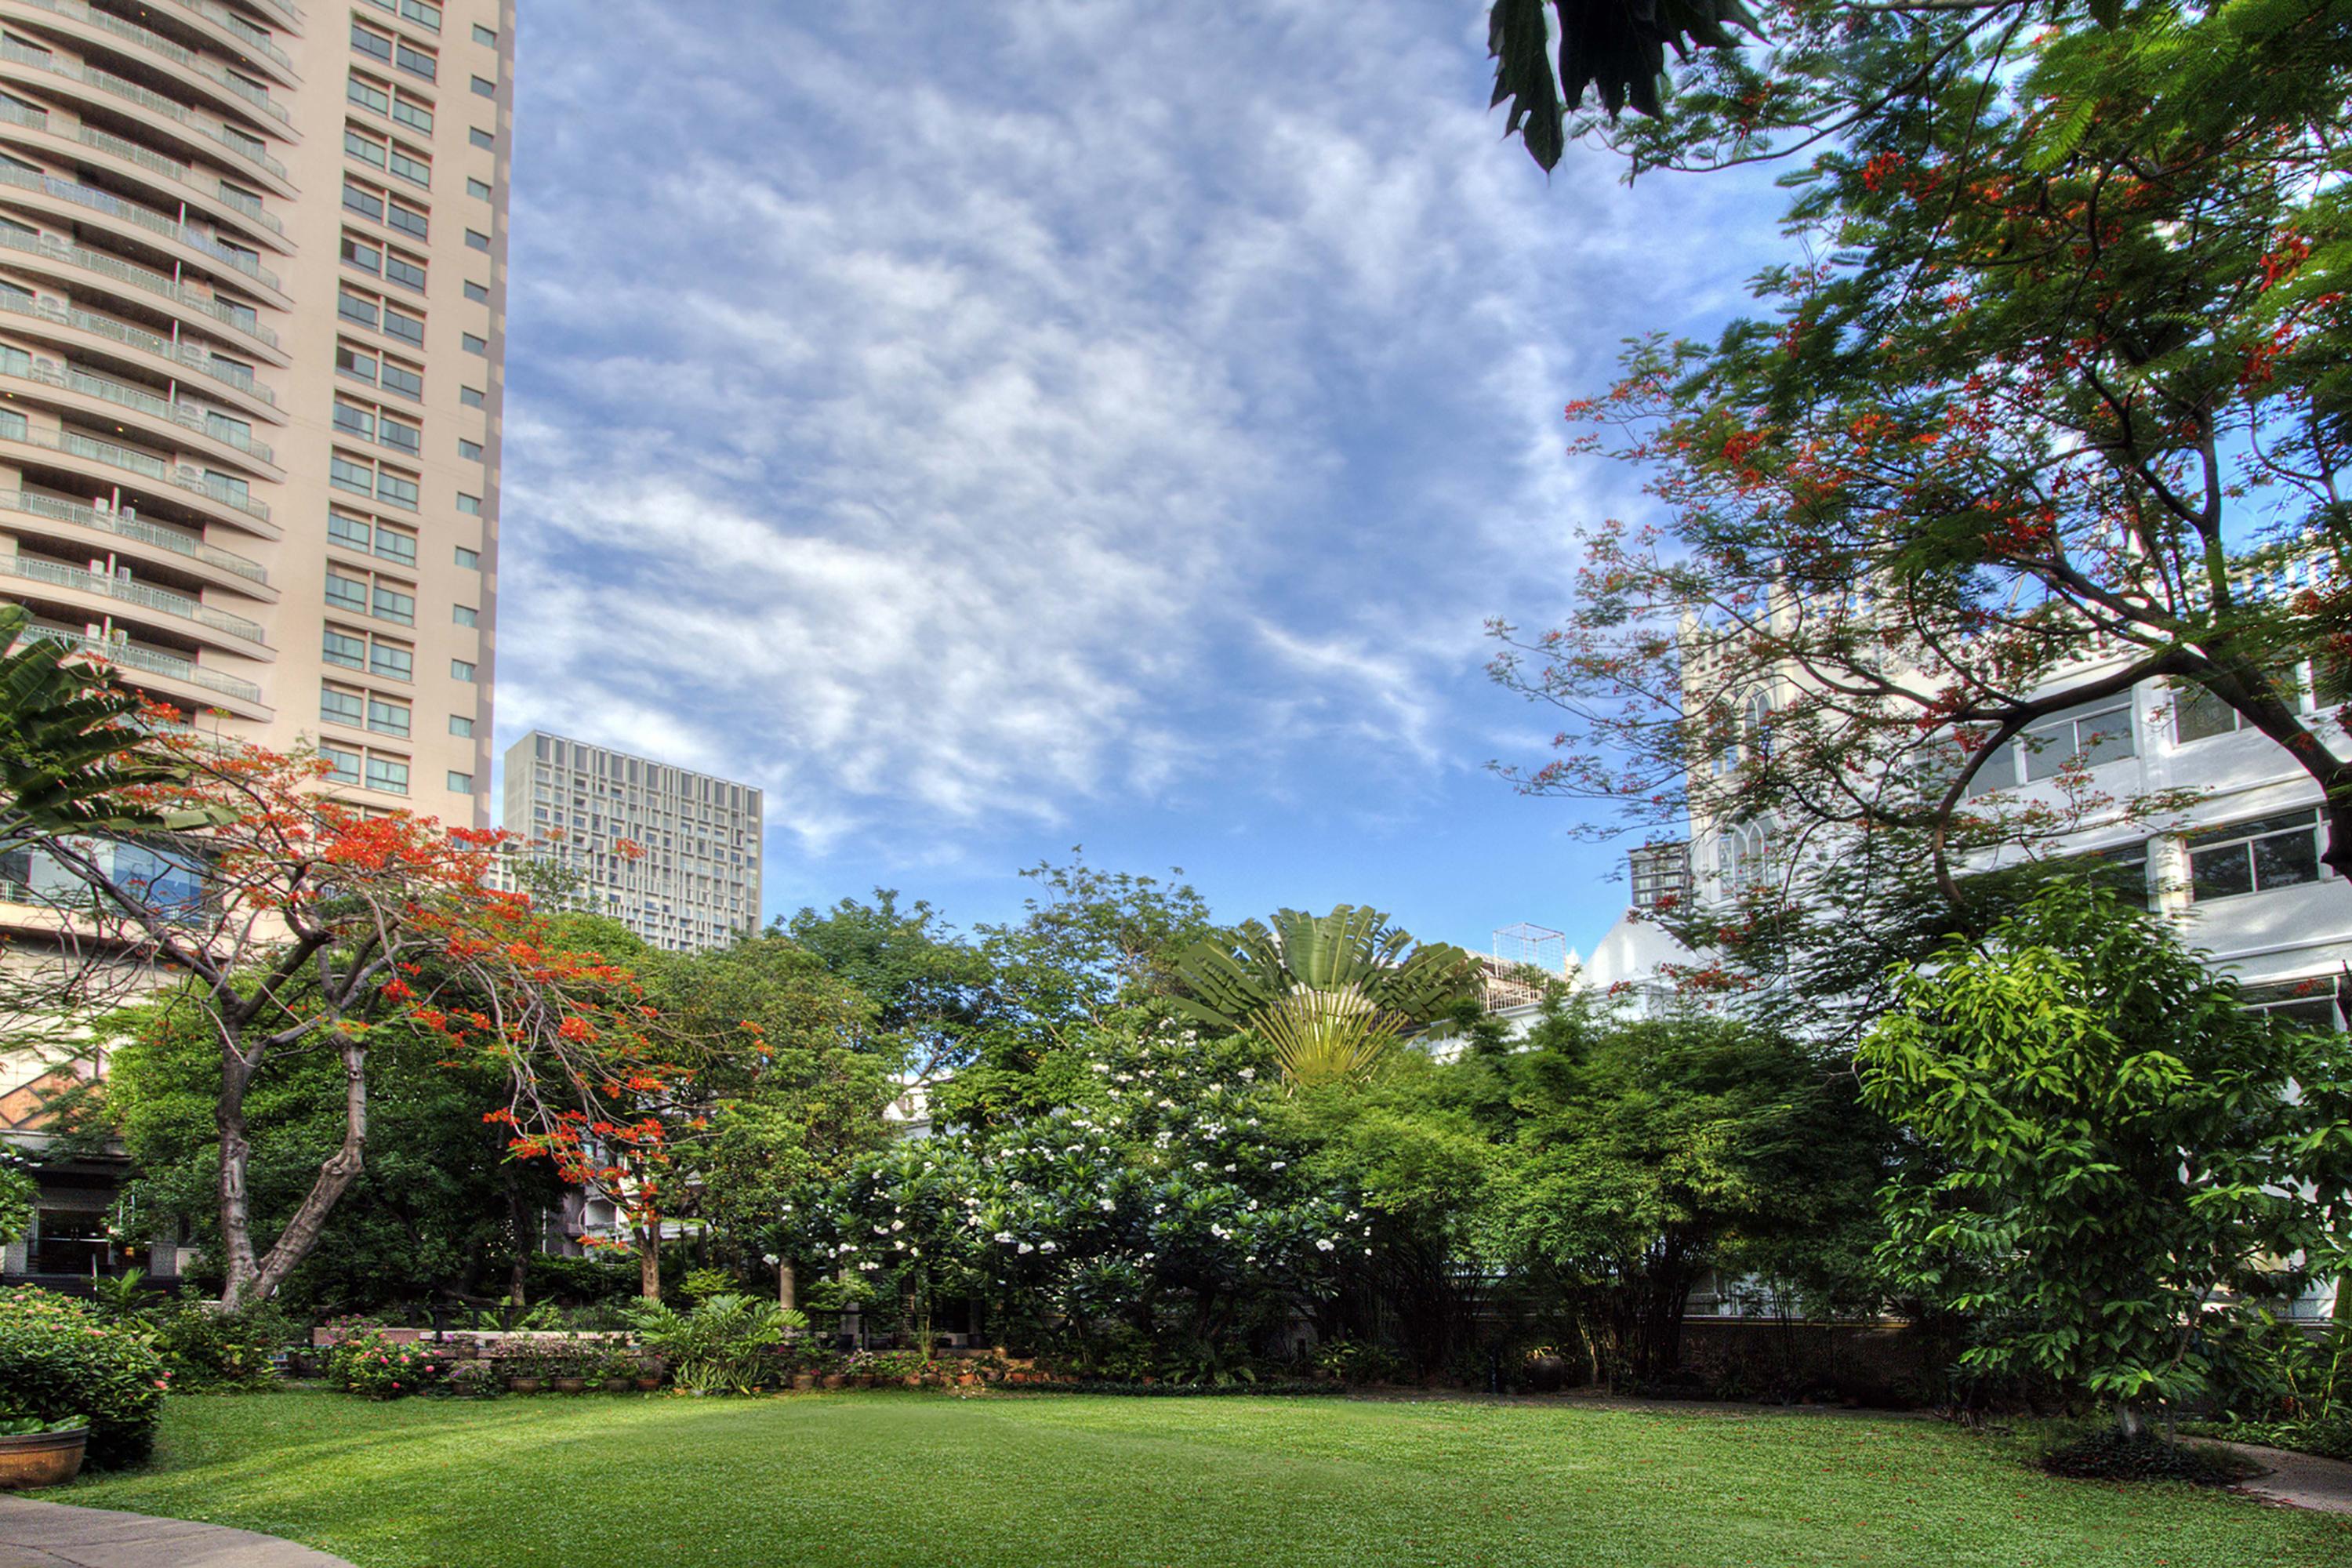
[1483, 923, 1569, 1011]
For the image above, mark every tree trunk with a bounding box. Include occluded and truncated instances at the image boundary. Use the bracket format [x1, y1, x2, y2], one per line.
[2116, 1403, 2145, 1439]
[225, 1036, 372, 1308]
[779, 1260, 796, 1335]
[503, 1169, 532, 1307]
[637, 1212, 661, 1300]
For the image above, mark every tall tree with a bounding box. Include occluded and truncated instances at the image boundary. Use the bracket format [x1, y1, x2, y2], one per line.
[1488, 0, 2352, 902]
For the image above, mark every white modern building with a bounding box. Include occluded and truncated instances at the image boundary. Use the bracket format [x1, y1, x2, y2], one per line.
[499, 729, 764, 954]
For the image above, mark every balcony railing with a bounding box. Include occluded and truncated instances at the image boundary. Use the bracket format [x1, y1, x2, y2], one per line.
[0, 96, 286, 241]
[22, 623, 262, 702]
[153, 0, 298, 76]
[0, 218, 278, 350]
[0, 38, 288, 182]
[9, 0, 292, 127]
[0, 550, 265, 641]
[0, 158, 279, 289]
[2, 358, 275, 465]
[0, 485, 267, 582]
[0, 285, 275, 405]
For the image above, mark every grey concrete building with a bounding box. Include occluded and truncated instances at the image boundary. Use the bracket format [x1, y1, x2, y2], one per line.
[500, 729, 764, 953]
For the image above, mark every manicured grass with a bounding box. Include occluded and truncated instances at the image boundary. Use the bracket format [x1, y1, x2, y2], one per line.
[64, 1390, 2350, 1567]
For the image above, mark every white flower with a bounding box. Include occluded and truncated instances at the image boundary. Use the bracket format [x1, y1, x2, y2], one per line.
[891, 1220, 905, 1232]
[1238, 1067, 1256, 1080]
[1097, 1199, 1116, 1212]
[1017, 1242, 1036, 1255]
[1364, 1247, 1374, 1256]
[1192, 1162, 1208, 1173]
[1245, 1255, 1258, 1265]
[994, 1232, 1016, 1244]
[1270, 1161, 1287, 1171]
[1040, 1240, 1058, 1253]
[1223, 1164, 1236, 1173]
[761, 1253, 779, 1265]
[1210, 1225, 1229, 1240]
[1316, 1239, 1335, 1252]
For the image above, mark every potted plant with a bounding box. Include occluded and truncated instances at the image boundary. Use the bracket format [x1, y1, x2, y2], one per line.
[505, 1349, 544, 1396]
[633, 1355, 664, 1392]
[0, 1414, 87, 1489]
[598, 1345, 640, 1393]
[547, 1335, 589, 1395]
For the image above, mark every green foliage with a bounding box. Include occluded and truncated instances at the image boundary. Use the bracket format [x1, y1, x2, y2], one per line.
[0, 1287, 166, 1468]
[0, 1413, 87, 1436]
[327, 1327, 450, 1399]
[149, 1295, 292, 1389]
[1489, 0, 1757, 153]
[624, 1294, 802, 1396]
[1862, 880, 2352, 1421]
[0, 1156, 33, 1247]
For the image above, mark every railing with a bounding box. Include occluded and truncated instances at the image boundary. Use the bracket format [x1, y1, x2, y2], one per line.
[0, 38, 288, 181]
[0, 158, 280, 289]
[0, 286, 276, 405]
[3, 358, 276, 465]
[0, 221, 279, 350]
[0, 484, 267, 582]
[0, 82, 287, 241]
[23, 623, 262, 702]
[8, 0, 292, 125]
[0, 550, 266, 641]
[153, 0, 298, 75]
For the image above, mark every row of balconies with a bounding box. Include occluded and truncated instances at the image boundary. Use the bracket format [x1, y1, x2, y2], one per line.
[0, 277, 274, 405]
[0, 35, 289, 184]
[0, 91, 285, 246]
[0, 546, 265, 642]
[0, 351, 276, 467]
[0, 216, 281, 354]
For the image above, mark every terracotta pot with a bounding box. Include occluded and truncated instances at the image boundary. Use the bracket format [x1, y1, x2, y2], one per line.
[0, 1429, 85, 1490]
[956, 1374, 978, 1388]
[507, 1376, 543, 1395]
[791, 1373, 815, 1391]
[904, 1374, 923, 1388]
[636, 1375, 664, 1392]
[552, 1376, 587, 1395]
[820, 1373, 845, 1390]
[1525, 1356, 1566, 1394]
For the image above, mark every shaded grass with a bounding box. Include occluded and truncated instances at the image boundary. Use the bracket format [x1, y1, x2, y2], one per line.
[62, 1389, 2351, 1567]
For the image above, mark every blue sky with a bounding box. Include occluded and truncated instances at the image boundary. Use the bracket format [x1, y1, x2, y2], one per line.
[488, 2, 1783, 960]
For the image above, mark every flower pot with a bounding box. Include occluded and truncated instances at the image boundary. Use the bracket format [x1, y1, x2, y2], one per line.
[507, 1376, 543, 1395]
[552, 1376, 587, 1395]
[636, 1375, 664, 1392]
[820, 1373, 844, 1390]
[791, 1373, 816, 1392]
[956, 1374, 978, 1388]
[1525, 1356, 1566, 1394]
[904, 1374, 923, 1388]
[0, 1428, 86, 1490]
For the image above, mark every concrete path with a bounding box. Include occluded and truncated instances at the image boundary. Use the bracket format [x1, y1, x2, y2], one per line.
[2211, 1441, 2352, 1515]
[0, 1496, 355, 1568]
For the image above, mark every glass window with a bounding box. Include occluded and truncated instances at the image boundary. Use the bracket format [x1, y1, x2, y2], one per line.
[337, 289, 379, 328]
[395, 42, 437, 82]
[458, 437, 483, 461]
[380, 361, 423, 400]
[401, 0, 442, 30]
[383, 307, 425, 347]
[463, 333, 487, 355]
[323, 629, 366, 670]
[448, 714, 474, 737]
[470, 126, 495, 150]
[332, 400, 376, 439]
[321, 743, 362, 785]
[448, 770, 474, 793]
[342, 180, 383, 221]
[325, 569, 368, 612]
[365, 756, 409, 795]
[466, 177, 492, 200]
[348, 75, 390, 116]
[2240, 978, 2342, 1033]
[463, 280, 488, 303]
[371, 642, 412, 681]
[451, 659, 475, 681]
[377, 471, 419, 510]
[473, 24, 496, 45]
[390, 147, 431, 187]
[327, 512, 371, 551]
[471, 74, 496, 97]
[1968, 695, 2139, 793]
[387, 201, 428, 240]
[392, 96, 433, 135]
[456, 492, 481, 515]
[454, 546, 479, 570]
[372, 583, 416, 624]
[341, 234, 383, 274]
[2175, 683, 2243, 743]
[2188, 810, 2325, 902]
[345, 128, 387, 168]
[336, 343, 379, 383]
[453, 604, 477, 627]
[379, 415, 421, 455]
[465, 229, 491, 253]
[385, 252, 427, 291]
[367, 697, 410, 737]
[351, 23, 393, 62]
[321, 685, 364, 726]
[373, 527, 416, 565]
[460, 386, 485, 408]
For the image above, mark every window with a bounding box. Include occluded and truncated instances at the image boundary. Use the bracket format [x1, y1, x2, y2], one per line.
[395, 42, 437, 82]
[466, 176, 492, 200]
[457, 437, 483, 461]
[365, 756, 410, 795]
[2175, 684, 2245, 744]
[351, 21, 394, 62]
[367, 696, 410, 737]
[456, 492, 481, 515]
[448, 771, 474, 793]
[338, 289, 379, 329]
[373, 524, 416, 565]
[448, 714, 474, 737]
[345, 128, 386, 169]
[333, 398, 376, 440]
[462, 332, 487, 355]
[453, 604, 477, 627]
[323, 628, 366, 670]
[470, 126, 495, 150]
[380, 360, 423, 400]
[378, 412, 421, 455]
[343, 179, 383, 221]
[384, 250, 426, 292]
[451, 658, 475, 681]
[325, 567, 369, 613]
[372, 580, 415, 625]
[401, 0, 442, 31]
[1719, 816, 1772, 891]
[383, 303, 424, 347]
[465, 229, 491, 253]
[2078, 840, 2151, 906]
[1968, 694, 2138, 794]
[320, 684, 364, 727]
[390, 145, 431, 187]
[2240, 977, 2342, 1033]
[336, 343, 379, 386]
[342, 232, 383, 276]
[2189, 809, 2325, 902]
[391, 93, 433, 135]
[328, 510, 372, 551]
[453, 545, 479, 570]
[471, 74, 496, 98]
[377, 469, 419, 510]
[348, 73, 391, 116]
[321, 742, 362, 786]
[371, 641, 412, 681]
[387, 199, 428, 240]
[463, 280, 488, 303]
[473, 24, 496, 45]
[459, 386, 485, 408]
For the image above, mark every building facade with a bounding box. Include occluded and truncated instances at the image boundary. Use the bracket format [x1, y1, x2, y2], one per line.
[0, 0, 517, 1289]
[501, 730, 764, 954]
[0, 0, 514, 822]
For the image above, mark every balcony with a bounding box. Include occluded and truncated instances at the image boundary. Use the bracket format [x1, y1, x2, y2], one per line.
[0, 96, 287, 248]
[0, 284, 278, 410]
[0, 219, 281, 355]
[0, 158, 281, 291]
[23, 622, 264, 708]
[1, 357, 276, 469]
[0, 486, 270, 587]
[0, 549, 267, 644]
[144, 0, 300, 85]
[0, 38, 290, 186]
[8, 0, 296, 135]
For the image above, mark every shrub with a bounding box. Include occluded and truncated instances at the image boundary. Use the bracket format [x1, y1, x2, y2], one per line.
[626, 1294, 802, 1395]
[150, 1295, 291, 1388]
[2039, 1426, 2255, 1486]
[328, 1327, 450, 1399]
[0, 1287, 167, 1468]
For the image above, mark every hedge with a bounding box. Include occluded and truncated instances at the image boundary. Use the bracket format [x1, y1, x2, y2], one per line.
[0, 1287, 168, 1468]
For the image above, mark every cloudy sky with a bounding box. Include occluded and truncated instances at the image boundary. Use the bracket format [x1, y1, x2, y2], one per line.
[490, 2, 1782, 956]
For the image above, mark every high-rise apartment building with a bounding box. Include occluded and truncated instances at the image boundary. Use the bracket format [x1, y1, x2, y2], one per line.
[501, 731, 764, 954]
[0, 0, 514, 825]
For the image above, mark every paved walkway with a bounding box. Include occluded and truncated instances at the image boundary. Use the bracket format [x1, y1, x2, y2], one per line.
[2211, 1441, 2352, 1515]
[0, 1496, 355, 1568]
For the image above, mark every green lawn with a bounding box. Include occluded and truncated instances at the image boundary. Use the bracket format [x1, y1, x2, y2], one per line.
[62, 1390, 2349, 1568]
